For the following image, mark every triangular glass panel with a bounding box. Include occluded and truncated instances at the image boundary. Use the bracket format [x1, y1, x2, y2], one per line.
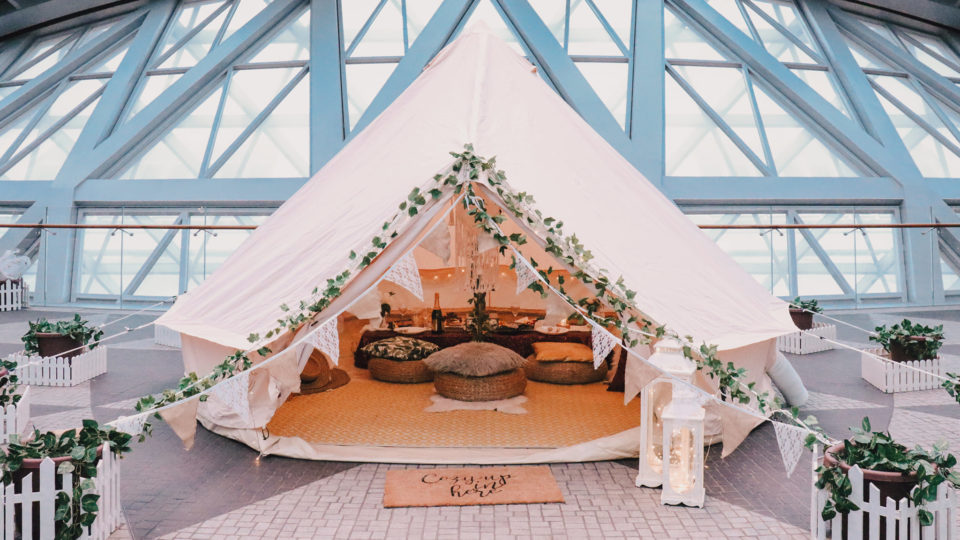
[530, 0, 566, 46]
[350, 0, 405, 57]
[222, 0, 274, 43]
[7, 34, 66, 76]
[80, 40, 131, 75]
[0, 95, 45, 158]
[158, 0, 228, 59]
[590, 0, 632, 47]
[406, 0, 444, 45]
[744, 3, 818, 64]
[18, 79, 105, 152]
[752, 85, 859, 176]
[575, 61, 629, 128]
[210, 67, 300, 163]
[899, 30, 960, 79]
[75, 14, 128, 50]
[871, 76, 956, 142]
[842, 33, 895, 71]
[748, 0, 818, 53]
[567, 0, 623, 56]
[344, 62, 396, 129]
[248, 9, 309, 62]
[789, 67, 851, 118]
[1, 95, 101, 180]
[158, 8, 230, 69]
[9, 32, 81, 81]
[704, 0, 754, 38]
[665, 73, 762, 176]
[664, 7, 727, 61]
[117, 85, 224, 179]
[342, 0, 384, 50]
[851, 15, 900, 48]
[125, 74, 182, 120]
[214, 74, 309, 177]
[672, 65, 766, 159]
[457, 0, 526, 57]
[941, 253, 960, 292]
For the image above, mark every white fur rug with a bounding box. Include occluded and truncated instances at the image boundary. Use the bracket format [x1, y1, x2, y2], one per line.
[424, 394, 528, 414]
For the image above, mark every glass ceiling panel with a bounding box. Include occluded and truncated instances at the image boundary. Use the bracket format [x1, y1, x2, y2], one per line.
[704, 0, 753, 37]
[753, 85, 859, 176]
[664, 7, 726, 61]
[575, 62, 628, 128]
[12, 34, 80, 81]
[749, 0, 818, 52]
[790, 67, 850, 118]
[351, 1, 406, 57]
[345, 62, 396, 129]
[342, 0, 383, 49]
[567, 0, 622, 56]
[530, 0, 566, 45]
[745, 3, 816, 64]
[871, 76, 956, 141]
[898, 31, 960, 79]
[407, 0, 444, 45]
[211, 67, 299, 163]
[158, 8, 230, 69]
[2, 97, 100, 180]
[6, 34, 66, 79]
[159, 0, 228, 58]
[460, 1, 526, 56]
[248, 9, 309, 62]
[665, 74, 762, 176]
[18, 79, 104, 152]
[221, 0, 274, 43]
[126, 74, 180, 119]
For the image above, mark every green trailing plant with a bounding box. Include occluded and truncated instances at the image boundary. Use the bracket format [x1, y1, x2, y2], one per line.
[869, 319, 943, 360]
[466, 292, 494, 342]
[0, 421, 133, 539]
[21, 314, 104, 356]
[812, 417, 960, 526]
[790, 297, 823, 313]
[943, 373, 960, 405]
[0, 357, 21, 408]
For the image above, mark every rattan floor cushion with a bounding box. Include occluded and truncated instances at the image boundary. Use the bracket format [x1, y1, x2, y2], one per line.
[422, 342, 526, 377]
[433, 369, 527, 402]
[368, 357, 433, 383]
[360, 336, 440, 362]
[524, 355, 608, 385]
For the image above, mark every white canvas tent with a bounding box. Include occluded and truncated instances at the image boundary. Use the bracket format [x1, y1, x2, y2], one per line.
[155, 27, 802, 462]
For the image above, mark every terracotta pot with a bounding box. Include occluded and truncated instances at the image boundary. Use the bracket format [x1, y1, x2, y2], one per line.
[888, 336, 940, 363]
[35, 332, 83, 359]
[789, 308, 814, 330]
[823, 444, 918, 540]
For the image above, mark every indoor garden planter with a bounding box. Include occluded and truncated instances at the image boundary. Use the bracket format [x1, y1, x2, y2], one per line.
[788, 297, 822, 331]
[21, 314, 103, 360]
[869, 320, 943, 363]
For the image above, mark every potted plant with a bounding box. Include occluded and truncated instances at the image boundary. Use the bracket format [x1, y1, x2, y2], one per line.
[21, 314, 103, 359]
[869, 319, 943, 362]
[1, 421, 133, 539]
[789, 297, 822, 330]
[815, 417, 959, 537]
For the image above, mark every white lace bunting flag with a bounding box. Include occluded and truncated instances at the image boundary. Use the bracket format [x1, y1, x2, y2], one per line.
[210, 371, 252, 426]
[773, 421, 807, 477]
[113, 413, 147, 437]
[515, 256, 539, 295]
[384, 252, 423, 301]
[591, 326, 618, 369]
[313, 317, 340, 366]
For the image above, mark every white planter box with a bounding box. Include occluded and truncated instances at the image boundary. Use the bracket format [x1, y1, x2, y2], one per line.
[0, 386, 30, 444]
[9, 347, 108, 387]
[1, 443, 122, 540]
[812, 447, 957, 539]
[153, 324, 181, 348]
[0, 280, 23, 312]
[861, 348, 943, 393]
[777, 322, 836, 355]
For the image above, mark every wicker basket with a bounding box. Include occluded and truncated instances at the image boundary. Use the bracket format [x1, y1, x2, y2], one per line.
[524, 356, 607, 384]
[368, 357, 434, 383]
[434, 369, 526, 402]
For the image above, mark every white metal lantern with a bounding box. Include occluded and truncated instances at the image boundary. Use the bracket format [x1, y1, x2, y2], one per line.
[660, 386, 706, 507]
[636, 338, 696, 488]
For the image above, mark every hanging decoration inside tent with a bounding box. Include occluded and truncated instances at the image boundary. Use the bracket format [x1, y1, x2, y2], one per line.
[209, 370, 252, 426]
[591, 325, 618, 369]
[384, 251, 424, 301]
[515, 256, 538, 295]
[454, 201, 499, 293]
[773, 419, 808, 477]
[313, 317, 340, 366]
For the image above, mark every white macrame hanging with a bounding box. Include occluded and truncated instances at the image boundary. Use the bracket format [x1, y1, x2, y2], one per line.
[454, 202, 499, 293]
[515, 256, 539, 295]
[384, 251, 424, 301]
[113, 413, 147, 437]
[313, 317, 340, 366]
[773, 421, 808, 477]
[209, 371, 252, 426]
[591, 326, 618, 369]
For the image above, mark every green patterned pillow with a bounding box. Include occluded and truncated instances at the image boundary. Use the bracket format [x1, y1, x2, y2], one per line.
[361, 336, 440, 362]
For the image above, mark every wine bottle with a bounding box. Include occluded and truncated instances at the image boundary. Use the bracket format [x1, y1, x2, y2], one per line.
[431, 292, 444, 334]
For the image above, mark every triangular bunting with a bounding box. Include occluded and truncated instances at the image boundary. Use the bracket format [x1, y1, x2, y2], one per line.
[591, 326, 618, 369]
[772, 421, 808, 477]
[113, 413, 147, 437]
[208, 371, 252, 426]
[384, 251, 423, 301]
[158, 396, 200, 450]
[313, 317, 340, 366]
[514, 256, 539, 295]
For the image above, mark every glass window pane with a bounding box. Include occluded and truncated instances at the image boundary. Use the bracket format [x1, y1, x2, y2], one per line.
[567, 0, 622, 56]
[5, 34, 67, 80]
[188, 214, 268, 288]
[664, 7, 726, 61]
[688, 212, 790, 295]
[350, 0, 405, 57]
[406, 0, 444, 45]
[121, 214, 181, 298]
[344, 62, 396, 129]
[704, 0, 753, 38]
[790, 68, 850, 118]
[248, 9, 309, 62]
[222, 0, 274, 43]
[77, 214, 124, 295]
[158, 8, 229, 69]
[749, 0, 818, 53]
[855, 213, 901, 295]
[745, 4, 817, 64]
[2, 96, 101, 180]
[941, 254, 960, 292]
[458, 0, 526, 56]
[529, 0, 567, 45]
[665, 74, 762, 176]
[19, 79, 104, 152]
[159, 0, 227, 59]
[126, 74, 181, 120]
[900, 30, 960, 78]
[591, 0, 632, 46]
[9, 33, 80, 81]
[796, 212, 854, 295]
[575, 61, 628, 129]
[342, 0, 384, 49]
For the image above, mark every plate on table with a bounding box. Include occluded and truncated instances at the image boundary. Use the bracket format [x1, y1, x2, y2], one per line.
[536, 326, 569, 335]
[395, 326, 430, 335]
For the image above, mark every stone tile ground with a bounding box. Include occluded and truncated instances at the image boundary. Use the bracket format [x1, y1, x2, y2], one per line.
[0, 307, 958, 539]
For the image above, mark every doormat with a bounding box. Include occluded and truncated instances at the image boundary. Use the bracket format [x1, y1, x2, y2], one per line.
[383, 466, 564, 507]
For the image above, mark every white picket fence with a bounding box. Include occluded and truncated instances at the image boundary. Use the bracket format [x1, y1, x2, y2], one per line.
[1, 443, 122, 540]
[861, 348, 944, 393]
[153, 324, 181, 348]
[9, 347, 108, 387]
[0, 280, 23, 312]
[0, 386, 30, 444]
[777, 322, 836, 355]
[812, 447, 957, 539]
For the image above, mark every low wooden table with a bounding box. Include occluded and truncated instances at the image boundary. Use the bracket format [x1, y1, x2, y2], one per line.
[354, 328, 606, 369]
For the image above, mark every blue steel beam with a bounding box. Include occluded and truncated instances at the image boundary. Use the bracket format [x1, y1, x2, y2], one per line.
[628, 0, 664, 185]
[310, 0, 346, 171]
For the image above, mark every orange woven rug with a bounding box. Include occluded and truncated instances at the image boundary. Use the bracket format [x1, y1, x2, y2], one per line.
[383, 466, 564, 507]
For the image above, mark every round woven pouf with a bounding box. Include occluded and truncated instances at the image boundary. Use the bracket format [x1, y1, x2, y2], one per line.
[368, 357, 434, 383]
[434, 369, 527, 402]
[524, 356, 608, 385]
